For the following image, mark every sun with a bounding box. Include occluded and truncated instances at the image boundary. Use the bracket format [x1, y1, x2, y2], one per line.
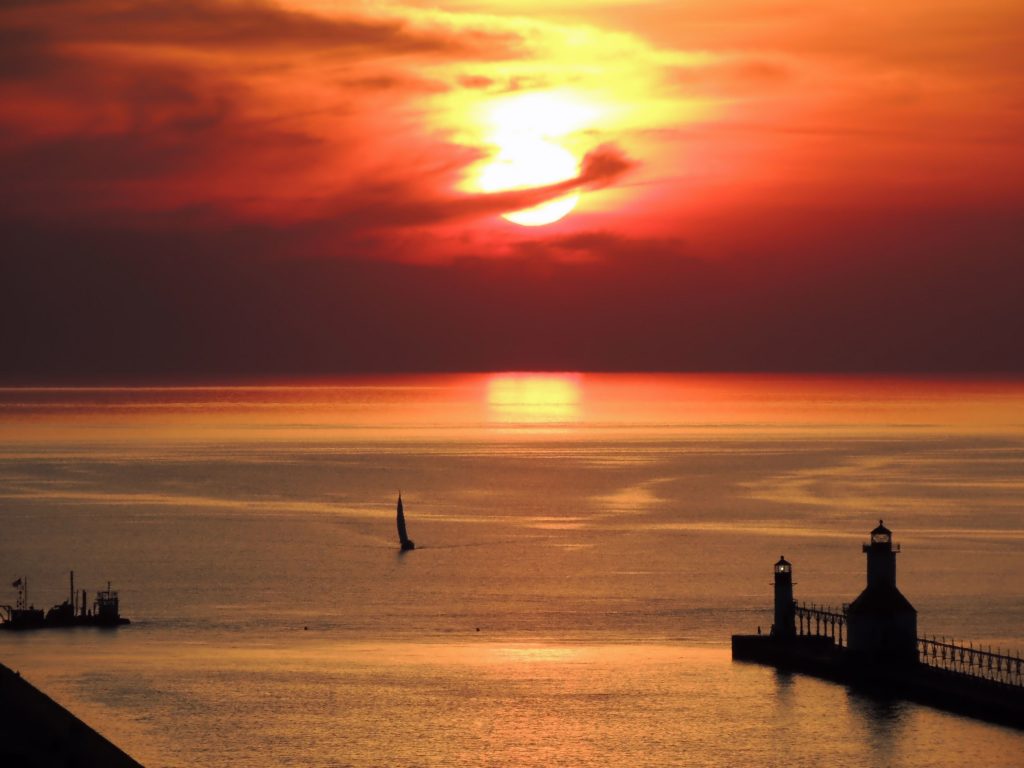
[465, 90, 600, 227]
[478, 138, 580, 226]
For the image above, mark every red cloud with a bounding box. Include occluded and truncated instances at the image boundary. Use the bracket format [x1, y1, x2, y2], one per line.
[0, 0, 527, 229]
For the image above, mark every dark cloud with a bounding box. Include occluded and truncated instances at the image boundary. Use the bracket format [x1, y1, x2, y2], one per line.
[2, 207, 1022, 381]
[450, 142, 636, 219]
[339, 74, 449, 93]
[576, 144, 634, 189]
[0, 58, 324, 219]
[1, 0, 523, 59]
[457, 75, 494, 90]
[454, 74, 552, 93]
[0, 0, 546, 229]
[2, 0, 1021, 379]
[1, 121, 319, 190]
[511, 232, 688, 263]
[1, 111, 636, 237]
[196, 141, 635, 241]
[0, 26, 59, 80]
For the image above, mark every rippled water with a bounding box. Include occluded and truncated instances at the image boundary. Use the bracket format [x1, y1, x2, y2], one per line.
[0, 375, 1022, 766]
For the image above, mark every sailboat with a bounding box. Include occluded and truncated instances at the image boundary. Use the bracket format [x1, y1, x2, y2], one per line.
[397, 493, 415, 551]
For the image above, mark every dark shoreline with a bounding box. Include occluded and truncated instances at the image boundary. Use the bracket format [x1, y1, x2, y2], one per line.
[0, 661, 143, 768]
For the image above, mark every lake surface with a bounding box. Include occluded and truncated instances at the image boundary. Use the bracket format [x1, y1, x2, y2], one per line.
[1, 374, 1023, 766]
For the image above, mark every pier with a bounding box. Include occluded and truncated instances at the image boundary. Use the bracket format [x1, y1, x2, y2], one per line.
[732, 522, 1024, 730]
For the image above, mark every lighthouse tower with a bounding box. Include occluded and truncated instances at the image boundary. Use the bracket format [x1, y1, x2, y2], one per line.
[772, 556, 796, 639]
[846, 521, 918, 663]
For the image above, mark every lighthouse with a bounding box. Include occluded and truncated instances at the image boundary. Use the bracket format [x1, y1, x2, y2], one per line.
[846, 520, 918, 663]
[772, 556, 796, 638]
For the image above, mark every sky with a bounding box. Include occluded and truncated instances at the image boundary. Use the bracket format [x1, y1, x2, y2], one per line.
[1, 0, 1023, 380]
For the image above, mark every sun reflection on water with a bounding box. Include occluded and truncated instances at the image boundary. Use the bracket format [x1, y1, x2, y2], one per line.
[491, 645, 581, 663]
[486, 373, 582, 424]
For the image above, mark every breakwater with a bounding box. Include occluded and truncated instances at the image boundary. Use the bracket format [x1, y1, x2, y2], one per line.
[732, 522, 1024, 730]
[732, 634, 1024, 729]
[0, 661, 143, 767]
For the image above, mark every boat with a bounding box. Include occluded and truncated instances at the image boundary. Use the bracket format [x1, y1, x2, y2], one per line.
[397, 493, 415, 551]
[1, 571, 130, 630]
[1, 577, 44, 629]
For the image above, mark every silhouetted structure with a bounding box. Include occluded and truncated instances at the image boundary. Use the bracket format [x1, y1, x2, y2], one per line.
[1, 571, 130, 631]
[0, 662, 143, 767]
[2, 577, 44, 629]
[773, 556, 795, 639]
[732, 521, 1024, 730]
[396, 494, 415, 551]
[846, 521, 917, 663]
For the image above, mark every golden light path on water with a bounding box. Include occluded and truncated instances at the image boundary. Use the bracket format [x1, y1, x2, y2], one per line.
[0, 375, 1021, 445]
[1, 376, 1023, 766]
[486, 372, 582, 423]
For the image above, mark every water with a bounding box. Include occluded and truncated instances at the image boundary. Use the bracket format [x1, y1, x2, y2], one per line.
[1, 374, 1023, 766]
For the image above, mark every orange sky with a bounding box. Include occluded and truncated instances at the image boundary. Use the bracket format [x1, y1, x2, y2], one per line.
[1, 1, 1022, 376]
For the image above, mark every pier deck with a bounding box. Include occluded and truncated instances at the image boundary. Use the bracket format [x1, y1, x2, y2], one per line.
[732, 634, 1024, 730]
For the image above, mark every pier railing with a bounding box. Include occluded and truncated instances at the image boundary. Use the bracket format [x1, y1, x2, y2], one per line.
[917, 637, 1024, 688]
[788, 603, 1024, 689]
[795, 602, 848, 647]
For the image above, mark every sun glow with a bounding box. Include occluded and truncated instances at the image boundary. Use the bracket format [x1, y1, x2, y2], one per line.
[487, 91, 601, 143]
[487, 373, 582, 423]
[470, 90, 604, 226]
[478, 139, 580, 226]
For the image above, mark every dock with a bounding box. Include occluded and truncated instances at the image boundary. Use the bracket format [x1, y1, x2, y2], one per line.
[732, 522, 1024, 730]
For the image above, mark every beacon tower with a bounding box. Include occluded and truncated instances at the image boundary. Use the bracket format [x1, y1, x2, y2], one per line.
[773, 556, 796, 638]
[846, 520, 918, 663]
